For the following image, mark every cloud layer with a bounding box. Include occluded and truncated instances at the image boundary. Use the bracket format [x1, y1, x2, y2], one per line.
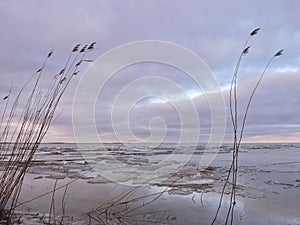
[0, 0, 299, 143]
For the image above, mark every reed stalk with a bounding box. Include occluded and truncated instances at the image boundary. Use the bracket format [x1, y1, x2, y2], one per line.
[211, 28, 283, 224]
[0, 43, 95, 223]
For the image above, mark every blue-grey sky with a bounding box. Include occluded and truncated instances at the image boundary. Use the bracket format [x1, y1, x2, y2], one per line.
[0, 0, 299, 143]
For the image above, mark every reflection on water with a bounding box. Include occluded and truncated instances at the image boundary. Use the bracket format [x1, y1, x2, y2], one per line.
[2, 143, 300, 224]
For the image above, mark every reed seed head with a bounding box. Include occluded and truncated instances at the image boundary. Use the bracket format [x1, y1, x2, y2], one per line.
[3, 95, 9, 100]
[47, 49, 53, 58]
[274, 49, 284, 57]
[75, 61, 82, 66]
[59, 77, 66, 84]
[250, 28, 261, 36]
[80, 45, 88, 53]
[72, 44, 80, 52]
[87, 42, 96, 50]
[36, 68, 43, 73]
[59, 68, 65, 75]
[242, 46, 251, 55]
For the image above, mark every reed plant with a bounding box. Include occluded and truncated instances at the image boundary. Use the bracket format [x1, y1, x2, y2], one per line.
[211, 28, 283, 224]
[87, 185, 170, 224]
[0, 42, 95, 223]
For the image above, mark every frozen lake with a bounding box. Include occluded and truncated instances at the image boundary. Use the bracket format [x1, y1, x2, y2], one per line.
[1, 143, 300, 224]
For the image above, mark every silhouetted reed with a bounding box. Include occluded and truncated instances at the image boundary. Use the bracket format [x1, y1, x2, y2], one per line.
[0, 43, 95, 223]
[211, 28, 283, 225]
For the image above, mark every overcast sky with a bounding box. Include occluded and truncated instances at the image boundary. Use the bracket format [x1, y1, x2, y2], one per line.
[0, 0, 299, 143]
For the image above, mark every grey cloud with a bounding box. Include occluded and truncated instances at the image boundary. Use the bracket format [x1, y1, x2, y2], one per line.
[0, 0, 299, 142]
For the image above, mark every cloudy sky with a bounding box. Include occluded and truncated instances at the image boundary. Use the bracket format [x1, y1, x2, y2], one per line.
[0, 0, 299, 143]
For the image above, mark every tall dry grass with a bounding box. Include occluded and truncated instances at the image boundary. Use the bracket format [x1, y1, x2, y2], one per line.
[211, 28, 283, 224]
[0, 42, 95, 223]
